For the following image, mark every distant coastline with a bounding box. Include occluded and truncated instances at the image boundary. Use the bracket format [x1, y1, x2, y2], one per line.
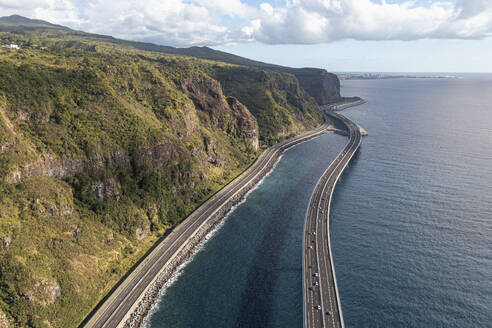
[337, 73, 459, 80]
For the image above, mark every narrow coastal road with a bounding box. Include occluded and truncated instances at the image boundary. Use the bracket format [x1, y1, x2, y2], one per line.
[304, 110, 362, 328]
[81, 124, 333, 328]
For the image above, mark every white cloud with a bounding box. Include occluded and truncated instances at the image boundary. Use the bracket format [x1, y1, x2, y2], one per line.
[0, 0, 252, 46]
[249, 0, 492, 44]
[0, 0, 82, 26]
[0, 0, 491, 46]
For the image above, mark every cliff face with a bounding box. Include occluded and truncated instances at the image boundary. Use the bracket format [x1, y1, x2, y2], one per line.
[286, 68, 341, 105]
[210, 66, 323, 145]
[226, 97, 259, 150]
[180, 75, 259, 149]
[119, 44, 343, 105]
[0, 22, 322, 328]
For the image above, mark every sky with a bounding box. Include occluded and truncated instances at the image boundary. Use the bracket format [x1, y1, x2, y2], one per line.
[1, 0, 492, 72]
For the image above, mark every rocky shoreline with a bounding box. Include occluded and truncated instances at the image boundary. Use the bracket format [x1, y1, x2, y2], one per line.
[121, 127, 330, 328]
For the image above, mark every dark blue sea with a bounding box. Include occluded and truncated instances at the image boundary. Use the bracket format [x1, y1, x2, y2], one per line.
[147, 76, 492, 327]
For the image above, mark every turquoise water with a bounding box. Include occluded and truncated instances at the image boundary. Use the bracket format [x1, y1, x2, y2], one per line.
[148, 77, 492, 327]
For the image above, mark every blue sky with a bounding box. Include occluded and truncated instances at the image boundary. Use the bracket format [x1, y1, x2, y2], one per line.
[1, 0, 491, 72]
[214, 37, 492, 73]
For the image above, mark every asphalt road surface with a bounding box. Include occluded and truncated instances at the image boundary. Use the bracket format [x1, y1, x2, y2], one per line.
[304, 110, 362, 328]
[81, 124, 332, 328]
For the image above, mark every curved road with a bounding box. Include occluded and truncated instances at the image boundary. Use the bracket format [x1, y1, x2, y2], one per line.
[81, 123, 333, 328]
[304, 110, 362, 328]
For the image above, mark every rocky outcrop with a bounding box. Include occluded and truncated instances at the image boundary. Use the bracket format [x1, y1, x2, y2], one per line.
[147, 204, 160, 224]
[90, 178, 121, 201]
[35, 198, 73, 217]
[23, 280, 61, 307]
[203, 138, 225, 168]
[180, 75, 259, 149]
[180, 75, 231, 127]
[0, 310, 9, 328]
[6, 140, 188, 185]
[0, 236, 11, 249]
[7, 152, 129, 184]
[137, 140, 180, 169]
[267, 73, 302, 96]
[137, 45, 342, 105]
[226, 97, 259, 150]
[105, 231, 115, 244]
[286, 68, 341, 105]
[135, 226, 150, 241]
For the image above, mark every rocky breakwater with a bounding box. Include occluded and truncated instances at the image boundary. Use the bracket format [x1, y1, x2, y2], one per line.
[121, 125, 329, 328]
[322, 99, 368, 136]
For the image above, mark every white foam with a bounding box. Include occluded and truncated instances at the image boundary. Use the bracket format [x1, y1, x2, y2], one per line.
[142, 216, 228, 327]
[142, 151, 286, 326]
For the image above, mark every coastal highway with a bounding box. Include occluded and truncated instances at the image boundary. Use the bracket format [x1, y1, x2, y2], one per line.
[81, 123, 333, 328]
[304, 110, 362, 328]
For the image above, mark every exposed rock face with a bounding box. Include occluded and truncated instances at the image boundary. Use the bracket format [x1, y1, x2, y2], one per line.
[180, 75, 230, 126]
[204, 138, 225, 168]
[90, 178, 121, 201]
[135, 226, 150, 241]
[286, 68, 341, 105]
[7, 152, 129, 184]
[226, 97, 259, 150]
[142, 45, 342, 105]
[182, 103, 198, 136]
[147, 204, 160, 224]
[105, 231, 115, 244]
[0, 311, 9, 328]
[138, 140, 180, 169]
[24, 280, 61, 306]
[267, 73, 302, 96]
[0, 236, 11, 249]
[180, 75, 259, 149]
[35, 198, 73, 217]
[14, 107, 31, 123]
[5, 75, 258, 187]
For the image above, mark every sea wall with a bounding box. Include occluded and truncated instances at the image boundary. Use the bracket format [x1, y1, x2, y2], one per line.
[121, 128, 330, 328]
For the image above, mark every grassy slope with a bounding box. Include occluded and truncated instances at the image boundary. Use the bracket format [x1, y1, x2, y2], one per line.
[0, 24, 324, 328]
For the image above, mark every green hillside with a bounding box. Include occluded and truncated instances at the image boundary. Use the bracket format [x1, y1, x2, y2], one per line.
[0, 16, 326, 328]
[0, 14, 343, 105]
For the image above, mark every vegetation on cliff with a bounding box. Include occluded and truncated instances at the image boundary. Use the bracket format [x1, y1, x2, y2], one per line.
[0, 15, 328, 328]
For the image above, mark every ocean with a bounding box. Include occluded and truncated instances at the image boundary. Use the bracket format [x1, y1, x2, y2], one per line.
[147, 76, 492, 327]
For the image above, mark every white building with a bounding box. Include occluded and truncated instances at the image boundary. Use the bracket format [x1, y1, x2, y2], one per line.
[2, 44, 20, 50]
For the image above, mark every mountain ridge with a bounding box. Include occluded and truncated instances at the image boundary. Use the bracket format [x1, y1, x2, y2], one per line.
[0, 15, 343, 105]
[0, 14, 333, 328]
[0, 14, 69, 30]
